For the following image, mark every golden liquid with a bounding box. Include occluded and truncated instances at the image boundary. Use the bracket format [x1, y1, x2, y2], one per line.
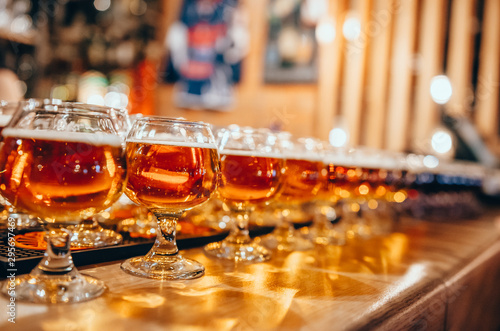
[218, 153, 284, 209]
[277, 159, 324, 204]
[317, 164, 359, 202]
[0, 136, 126, 222]
[125, 141, 219, 212]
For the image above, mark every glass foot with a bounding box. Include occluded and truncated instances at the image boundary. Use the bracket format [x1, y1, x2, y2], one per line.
[304, 223, 346, 246]
[1, 270, 105, 303]
[204, 241, 271, 263]
[69, 227, 123, 248]
[121, 255, 205, 280]
[346, 221, 372, 239]
[8, 213, 41, 230]
[259, 231, 313, 251]
[259, 223, 313, 252]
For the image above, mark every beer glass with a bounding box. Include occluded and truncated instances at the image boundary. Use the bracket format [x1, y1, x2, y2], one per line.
[306, 147, 351, 245]
[0, 101, 40, 230]
[121, 117, 219, 280]
[325, 149, 378, 239]
[330, 148, 405, 239]
[204, 127, 284, 263]
[0, 99, 127, 303]
[68, 103, 131, 248]
[261, 135, 323, 251]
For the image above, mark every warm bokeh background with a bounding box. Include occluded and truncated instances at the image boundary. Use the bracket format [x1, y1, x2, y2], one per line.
[156, 0, 499, 155]
[0, 0, 498, 156]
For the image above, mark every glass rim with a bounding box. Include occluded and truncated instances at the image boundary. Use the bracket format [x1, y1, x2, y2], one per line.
[63, 101, 128, 114]
[22, 100, 120, 118]
[216, 126, 280, 138]
[3, 100, 124, 134]
[2, 99, 127, 114]
[132, 115, 211, 128]
[31, 99, 124, 113]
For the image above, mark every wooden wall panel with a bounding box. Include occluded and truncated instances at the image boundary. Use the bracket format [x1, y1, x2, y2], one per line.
[446, 0, 477, 117]
[363, 0, 395, 148]
[315, 0, 346, 140]
[340, 0, 371, 146]
[475, 0, 500, 144]
[412, 0, 447, 152]
[385, 0, 418, 151]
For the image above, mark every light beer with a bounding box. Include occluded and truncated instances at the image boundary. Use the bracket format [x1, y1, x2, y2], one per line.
[0, 128, 126, 222]
[218, 150, 284, 208]
[125, 140, 219, 212]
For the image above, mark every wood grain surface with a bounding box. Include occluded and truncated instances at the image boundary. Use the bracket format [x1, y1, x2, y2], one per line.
[2, 213, 500, 331]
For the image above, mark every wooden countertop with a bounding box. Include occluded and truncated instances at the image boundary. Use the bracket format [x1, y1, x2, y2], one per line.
[2, 213, 500, 331]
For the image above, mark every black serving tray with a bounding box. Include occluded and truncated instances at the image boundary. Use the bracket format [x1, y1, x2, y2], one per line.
[0, 231, 229, 278]
[0, 220, 315, 278]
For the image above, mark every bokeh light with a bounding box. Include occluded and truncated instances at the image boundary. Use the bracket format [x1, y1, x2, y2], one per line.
[94, 0, 111, 12]
[431, 130, 453, 154]
[430, 75, 453, 104]
[316, 17, 336, 44]
[423, 155, 440, 169]
[343, 14, 361, 41]
[329, 127, 348, 147]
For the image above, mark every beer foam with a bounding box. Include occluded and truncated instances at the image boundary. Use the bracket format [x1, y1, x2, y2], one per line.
[323, 153, 352, 166]
[353, 157, 399, 170]
[324, 153, 401, 170]
[2, 128, 123, 147]
[0, 114, 12, 127]
[220, 149, 283, 159]
[282, 152, 323, 162]
[127, 138, 217, 150]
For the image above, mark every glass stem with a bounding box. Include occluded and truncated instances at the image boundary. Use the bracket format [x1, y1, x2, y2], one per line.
[226, 211, 252, 245]
[35, 227, 74, 274]
[75, 218, 100, 230]
[273, 207, 295, 239]
[315, 203, 337, 227]
[146, 212, 182, 260]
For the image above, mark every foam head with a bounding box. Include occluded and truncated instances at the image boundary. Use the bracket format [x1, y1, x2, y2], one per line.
[2, 128, 123, 147]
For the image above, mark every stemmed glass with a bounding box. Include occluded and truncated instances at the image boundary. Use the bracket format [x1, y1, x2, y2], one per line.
[0, 101, 40, 230]
[0, 99, 127, 303]
[121, 117, 219, 280]
[204, 127, 284, 263]
[307, 147, 352, 245]
[260, 134, 323, 251]
[68, 103, 131, 248]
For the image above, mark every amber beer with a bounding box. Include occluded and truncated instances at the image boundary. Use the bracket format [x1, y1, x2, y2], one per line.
[218, 150, 284, 209]
[318, 162, 359, 202]
[0, 128, 126, 222]
[278, 156, 324, 204]
[125, 140, 219, 212]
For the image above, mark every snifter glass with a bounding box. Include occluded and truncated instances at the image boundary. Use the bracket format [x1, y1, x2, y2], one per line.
[67, 103, 131, 248]
[0, 101, 39, 230]
[204, 127, 284, 263]
[121, 117, 219, 280]
[260, 134, 322, 251]
[0, 99, 127, 303]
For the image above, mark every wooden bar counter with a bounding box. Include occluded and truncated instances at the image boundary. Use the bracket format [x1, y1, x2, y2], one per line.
[2, 213, 500, 331]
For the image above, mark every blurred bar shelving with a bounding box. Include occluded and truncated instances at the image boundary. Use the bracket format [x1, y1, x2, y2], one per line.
[0, 28, 35, 46]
